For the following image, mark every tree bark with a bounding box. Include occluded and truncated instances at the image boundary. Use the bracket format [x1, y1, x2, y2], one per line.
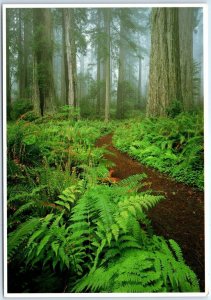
[63, 9, 75, 107]
[33, 8, 55, 116]
[116, 10, 126, 119]
[138, 54, 142, 107]
[179, 8, 194, 110]
[6, 9, 11, 119]
[96, 9, 101, 116]
[147, 8, 182, 117]
[22, 9, 31, 100]
[18, 9, 24, 99]
[61, 9, 68, 105]
[104, 9, 111, 122]
[69, 9, 77, 107]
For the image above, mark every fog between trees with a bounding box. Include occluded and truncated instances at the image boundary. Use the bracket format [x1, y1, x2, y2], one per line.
[6, 7, 203, 120]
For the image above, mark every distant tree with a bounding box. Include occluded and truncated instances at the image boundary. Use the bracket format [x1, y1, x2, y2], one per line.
[96, 9, 102, 116]
[116, 8, 149, 118]
[17, 9, 25, 99]
[63, 9, 75, 107]
[33, 8, 55, 116]
[147, 8, 182, 117]
[6, 9, 12, 119]
[116, 9, 126, 119]
[104, 8, 111, 122]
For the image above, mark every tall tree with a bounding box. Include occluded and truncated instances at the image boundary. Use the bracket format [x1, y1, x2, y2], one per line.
[61, 9, 68, 105]
[116, 9, 126, 119]
[179, 8, 194, 110]
[138, 53, 142, 107]
[6, 9, 12, 119]
[63, 9, 77, 107]
[33, 8, 55, 116]
[147, 8, 182, 116]
[104, 9, 111, 122]
[22, 9, 32, 99]
[17, 9, 25, 99]
[96, 9, 102, 116]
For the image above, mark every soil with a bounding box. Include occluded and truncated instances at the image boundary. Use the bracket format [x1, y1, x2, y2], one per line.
[96, 133, 205, 292]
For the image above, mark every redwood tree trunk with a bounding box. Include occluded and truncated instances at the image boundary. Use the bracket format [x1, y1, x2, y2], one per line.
[61, 9, 68, 105]
[116, 11, 126, 119]
[63, 9, 76, 107]
[18, 9, 24, 99]
[33, 8, 55, 116]
[179, 8, 194, 110]
[69, 9, 77, 107]
[104, 9, 111, 122]
[6, 9, 11, 119]
[96, 9, 102, 116]
[138, 54, 142, 107]
[147, 8, 182, 117]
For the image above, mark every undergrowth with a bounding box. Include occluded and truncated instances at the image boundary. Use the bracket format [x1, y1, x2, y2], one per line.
[7, 111, 200, 293]
[113, 112, 203, 190]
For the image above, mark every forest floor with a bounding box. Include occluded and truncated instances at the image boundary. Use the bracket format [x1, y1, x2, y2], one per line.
[96, 133, 205, 291]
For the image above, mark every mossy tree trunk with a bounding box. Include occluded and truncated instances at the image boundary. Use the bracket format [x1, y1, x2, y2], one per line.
[147, 8, 182, 117]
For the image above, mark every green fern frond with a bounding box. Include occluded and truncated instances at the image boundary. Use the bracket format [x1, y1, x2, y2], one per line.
[8, 217, 40, 259]
[169, 239, 184, 263]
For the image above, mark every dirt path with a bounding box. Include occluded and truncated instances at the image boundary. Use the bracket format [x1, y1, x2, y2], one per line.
[96, 133, 205, 291]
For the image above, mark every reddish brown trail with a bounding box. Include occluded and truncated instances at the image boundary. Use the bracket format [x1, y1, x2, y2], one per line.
[96, 133, 205, 291]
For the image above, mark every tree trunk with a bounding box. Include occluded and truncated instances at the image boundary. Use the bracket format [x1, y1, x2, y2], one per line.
[179, 8, 194, 110]
[138, 55, 142, 107]
[147, 8, 182, 117]
[63, 9, 75, 107]
[6, 9, 11, 119]
[80, 54, 86, 99]
[18, 9, 24, 99]
[33, 8, 55, 116]
[116, 11, 126, 119]
[22, 9, 31, 100]
[104, 9, 111, 122]
[69, 9, 77, 107]
[96, 9, 101, 116]
[61, 9, 68, 105]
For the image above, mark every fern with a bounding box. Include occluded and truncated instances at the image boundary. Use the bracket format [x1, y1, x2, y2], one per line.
[73, 244, 199, 293]
[8, 217, 40, 260]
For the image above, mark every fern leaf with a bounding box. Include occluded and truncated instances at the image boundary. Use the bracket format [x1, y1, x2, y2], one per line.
[51, 242, 59, 256]
[37, 235, 51, 255]
[169, 239, 184, 263]
[8, 217, 40, 259]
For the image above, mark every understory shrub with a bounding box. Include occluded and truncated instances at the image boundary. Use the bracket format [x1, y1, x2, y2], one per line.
[11, 99, 33, 120]
[7, 115, 200, 293]
[8, 175, 199, 293]
[113, 112, 203, 190]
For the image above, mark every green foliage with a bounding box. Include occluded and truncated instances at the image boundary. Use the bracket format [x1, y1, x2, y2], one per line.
[74, 245, 199, 292]
[11, 100, 33, 120]
[7, 115, 200, 293]
[18, 110, 40, 122]
[113, 113, 203, 190]
[166, 100, 183, 118]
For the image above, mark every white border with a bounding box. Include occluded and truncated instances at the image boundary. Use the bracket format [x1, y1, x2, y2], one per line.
[2, 3, 209, 299]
